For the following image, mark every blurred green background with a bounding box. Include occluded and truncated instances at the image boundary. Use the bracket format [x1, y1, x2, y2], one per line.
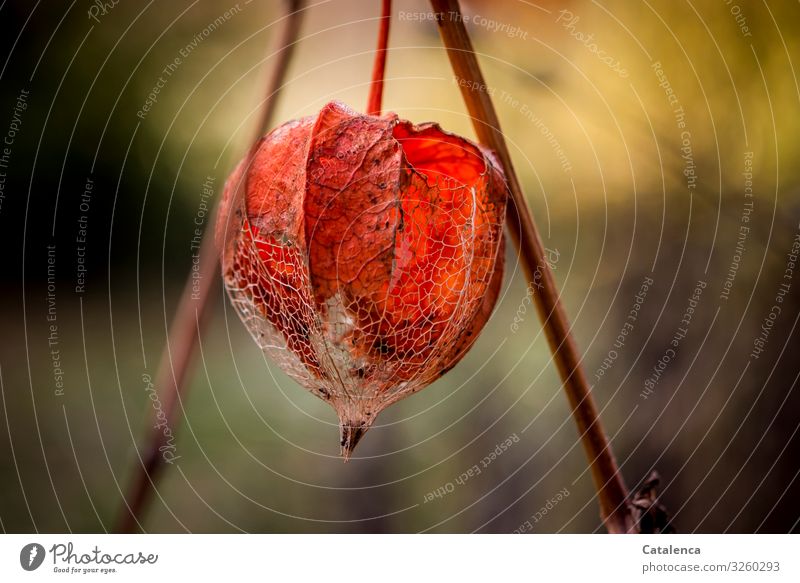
[0, 0, 799, 533]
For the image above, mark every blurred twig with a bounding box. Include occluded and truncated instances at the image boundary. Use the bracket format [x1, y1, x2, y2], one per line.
[429, 0, 635, 533]
[115, 0, 306, 534]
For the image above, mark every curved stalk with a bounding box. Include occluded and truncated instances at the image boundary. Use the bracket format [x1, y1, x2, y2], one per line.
[429, 0, 634, 533]
[115, 0, 307, 534]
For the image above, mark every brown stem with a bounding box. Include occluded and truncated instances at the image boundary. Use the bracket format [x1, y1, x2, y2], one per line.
[366, 0, 391, 115]
[429, 0, 634, 534]
[115, 0, 307, 534]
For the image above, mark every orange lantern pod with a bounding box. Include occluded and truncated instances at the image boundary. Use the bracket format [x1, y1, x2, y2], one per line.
[218, 100, 507, 458]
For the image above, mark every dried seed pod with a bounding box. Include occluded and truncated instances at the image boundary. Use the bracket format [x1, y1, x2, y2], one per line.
[217, 101, 507, 459]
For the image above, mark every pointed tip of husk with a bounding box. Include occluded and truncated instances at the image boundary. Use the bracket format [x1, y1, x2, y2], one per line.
[339, 420, 369, 462]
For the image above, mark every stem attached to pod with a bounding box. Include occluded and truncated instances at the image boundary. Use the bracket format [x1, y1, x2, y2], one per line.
[366, 0, 392, 116]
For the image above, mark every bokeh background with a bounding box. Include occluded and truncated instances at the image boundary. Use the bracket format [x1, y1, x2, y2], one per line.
[1, 0, 799, 533]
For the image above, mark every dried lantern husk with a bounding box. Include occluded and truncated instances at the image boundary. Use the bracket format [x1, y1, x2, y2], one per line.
[217, 101, 507, 458]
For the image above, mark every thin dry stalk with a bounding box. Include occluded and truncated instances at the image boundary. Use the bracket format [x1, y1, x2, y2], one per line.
[429, 0, 634, 533]
[366, 0, 391, 116]
[115, 0, 307, 534]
